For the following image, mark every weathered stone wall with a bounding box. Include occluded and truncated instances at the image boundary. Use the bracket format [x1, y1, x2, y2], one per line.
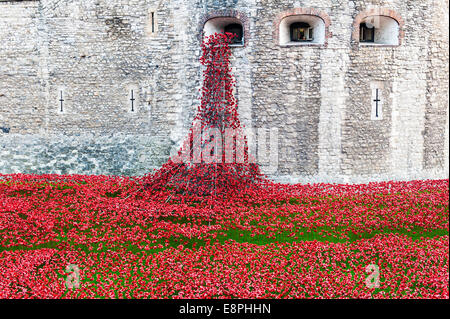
[0, 133, 171, 175]
[0, 0, 448, 183]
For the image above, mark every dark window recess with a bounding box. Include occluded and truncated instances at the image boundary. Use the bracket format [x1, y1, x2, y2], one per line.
[151, 12, 155, 33]
[224, 24, 243, 45]
[59, 91, 64, 112]
[290, 22, 313, 42]
[373, 88, 381, 118]
[360, 23, 375, 42]
[130, 89, 136, 112]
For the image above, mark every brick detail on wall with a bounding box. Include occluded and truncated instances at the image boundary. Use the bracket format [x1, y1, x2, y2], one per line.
[272, 8, 332, 47]
[352, 8, 405, 45]
[198, 9, 250, 47]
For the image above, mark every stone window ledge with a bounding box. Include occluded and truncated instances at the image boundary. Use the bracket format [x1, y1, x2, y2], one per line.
[280, 42, 324, 48]
[358, 43, 400, 48]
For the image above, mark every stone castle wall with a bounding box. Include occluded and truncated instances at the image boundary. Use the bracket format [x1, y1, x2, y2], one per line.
[0, 0, 448, 183]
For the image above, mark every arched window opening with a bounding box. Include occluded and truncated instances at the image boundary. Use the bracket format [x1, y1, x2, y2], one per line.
[290, 22, 313, 42]
[359, 16, 399, 45]
[203, 17, 245, 47]
[279, 15, 325, 46]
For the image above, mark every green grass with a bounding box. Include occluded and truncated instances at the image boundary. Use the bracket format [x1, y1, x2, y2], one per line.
[1, 226, 447, 254]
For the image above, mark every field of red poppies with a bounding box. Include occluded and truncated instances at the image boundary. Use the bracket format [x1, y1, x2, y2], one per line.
[0, 173, 448, 299]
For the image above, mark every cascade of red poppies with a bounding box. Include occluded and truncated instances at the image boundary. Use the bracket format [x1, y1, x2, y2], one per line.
[144, 32, 265, 197]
